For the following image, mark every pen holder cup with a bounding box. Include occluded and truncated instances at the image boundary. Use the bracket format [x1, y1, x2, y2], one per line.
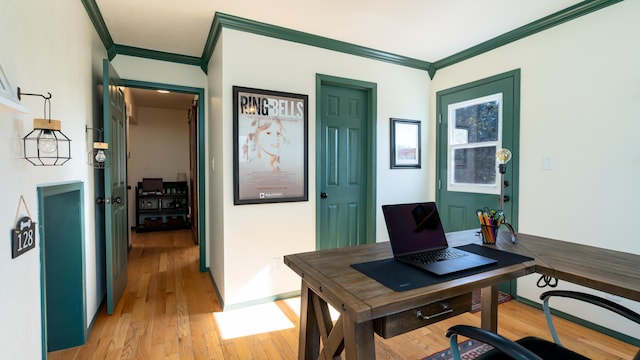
[481, 225, 498, 244]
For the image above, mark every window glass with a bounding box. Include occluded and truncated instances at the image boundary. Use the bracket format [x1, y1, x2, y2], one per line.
[448, 94, 503, 194]
[452, 101, 499, 144]
[453, 146, 497, 185]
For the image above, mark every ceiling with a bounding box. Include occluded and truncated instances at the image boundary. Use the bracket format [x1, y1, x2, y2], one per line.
[95, 0, 584, 62]
[94, 0, 588, 109]
[127, 88, 195, 111]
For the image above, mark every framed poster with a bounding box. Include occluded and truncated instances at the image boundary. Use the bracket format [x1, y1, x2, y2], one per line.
[233, 86, 308, 205]
[390, 118, 421, 169]
[0, 63, 27, 113]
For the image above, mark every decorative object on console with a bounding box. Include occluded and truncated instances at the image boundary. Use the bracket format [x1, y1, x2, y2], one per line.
[19, 88, 71, 166]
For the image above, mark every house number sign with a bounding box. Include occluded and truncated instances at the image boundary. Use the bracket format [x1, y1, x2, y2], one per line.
[12, 216, 35, 258]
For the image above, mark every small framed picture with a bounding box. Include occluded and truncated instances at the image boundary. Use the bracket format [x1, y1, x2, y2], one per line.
[390, 118, 421, 169]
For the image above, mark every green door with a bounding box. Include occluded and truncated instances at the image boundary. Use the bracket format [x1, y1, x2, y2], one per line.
[103, 59, 128, 314]
[39, 183, 86, 352]
[436, 70, 520, 232]
[317, 81, 372, 249]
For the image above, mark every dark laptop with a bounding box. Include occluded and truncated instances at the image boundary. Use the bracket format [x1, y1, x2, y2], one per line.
[382, 202, 497, 275]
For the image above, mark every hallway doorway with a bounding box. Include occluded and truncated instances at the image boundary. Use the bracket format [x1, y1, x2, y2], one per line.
[121, 80, 206, 271]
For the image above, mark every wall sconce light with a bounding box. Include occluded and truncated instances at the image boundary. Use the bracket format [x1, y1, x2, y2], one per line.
[86, 126, 110, 169]
[496, 148, 516, 243]
[496, 148, 512, 176]
[19, 88, 71, 166]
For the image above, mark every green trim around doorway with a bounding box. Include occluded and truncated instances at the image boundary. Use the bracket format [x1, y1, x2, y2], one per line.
[122, 79, 207, 272]
[315, 74, 378, 247]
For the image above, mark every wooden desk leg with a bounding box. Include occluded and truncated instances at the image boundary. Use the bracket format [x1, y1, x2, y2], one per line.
[298, 281, 320, 360]
[480, 285, 498, 332]
[343, 317, 375, 360]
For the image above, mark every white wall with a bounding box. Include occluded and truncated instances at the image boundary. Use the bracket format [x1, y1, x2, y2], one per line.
[111, 55, 206, 89]
[430, 0, 640, 337]
[0, 1, 106, 359]
[207, 32, 225, 300]
[210, 28, 431, 308]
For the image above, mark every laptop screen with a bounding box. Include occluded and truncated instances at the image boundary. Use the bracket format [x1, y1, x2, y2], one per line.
[382, 202, 448, 256]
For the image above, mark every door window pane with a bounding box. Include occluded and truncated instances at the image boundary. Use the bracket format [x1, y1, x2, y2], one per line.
[448, 93, 503, 194]
[453, 146, 497, 185]
[452, 101, 499, 144]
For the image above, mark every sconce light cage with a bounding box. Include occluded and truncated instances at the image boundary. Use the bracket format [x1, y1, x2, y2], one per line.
[18, 88, 71, 166]
[89, 142, 110, 169]
[23, 118, 71, 166]
[86, 125, 110, 169]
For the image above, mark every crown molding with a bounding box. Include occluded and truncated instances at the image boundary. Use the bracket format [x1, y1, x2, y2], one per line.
[202, 13, 432, 74]
[81, 0, 623, 77]
[199, 15, 222, 73]
[432, 0, 623, 74]
[80, 0, 114, 51]
[114, 45, 201, 66]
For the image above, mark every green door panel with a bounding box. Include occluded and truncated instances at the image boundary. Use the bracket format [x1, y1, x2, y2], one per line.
[318, 84, 367, 249]
[39, 184, 86, 352]
[103, 59, 128, 314]
[436, 70, 521, 296]
[436, 70, 520, 233]
[317, 82, 371, 249]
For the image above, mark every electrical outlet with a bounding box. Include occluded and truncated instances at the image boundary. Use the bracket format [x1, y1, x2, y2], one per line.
[272, 257, 283, 270]
[543, 155, 553, 170]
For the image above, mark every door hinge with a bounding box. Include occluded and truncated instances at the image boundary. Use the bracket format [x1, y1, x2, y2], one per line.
[438, 179, 441, 190]
[438, 113, 442, 125]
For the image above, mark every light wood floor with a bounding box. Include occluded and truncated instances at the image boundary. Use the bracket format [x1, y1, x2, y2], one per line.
[50, 229, 638, 359]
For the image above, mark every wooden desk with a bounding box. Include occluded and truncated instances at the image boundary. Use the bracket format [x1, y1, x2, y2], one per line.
[492, 232, 640, 302]
[284, 235, 535, 360]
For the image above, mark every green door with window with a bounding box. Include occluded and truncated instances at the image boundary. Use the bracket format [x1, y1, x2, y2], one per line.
[436, 70, 520, 233]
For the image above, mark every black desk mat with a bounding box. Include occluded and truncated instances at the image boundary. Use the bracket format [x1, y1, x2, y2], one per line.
[350, 244, 534, 292]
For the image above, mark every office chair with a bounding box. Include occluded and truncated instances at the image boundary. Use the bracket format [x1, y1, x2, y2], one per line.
[445, 290, 640, 360]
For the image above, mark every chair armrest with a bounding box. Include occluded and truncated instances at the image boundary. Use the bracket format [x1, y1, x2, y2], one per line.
[541, 290, 640, 324]
[541, 290, 640, 345]
[446, 325, 543, 360]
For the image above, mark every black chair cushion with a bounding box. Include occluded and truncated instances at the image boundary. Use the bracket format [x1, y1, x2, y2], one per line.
[475, 336, 590, 360]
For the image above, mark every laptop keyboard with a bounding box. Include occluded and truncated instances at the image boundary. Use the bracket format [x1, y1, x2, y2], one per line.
[407, 248, 467, 264]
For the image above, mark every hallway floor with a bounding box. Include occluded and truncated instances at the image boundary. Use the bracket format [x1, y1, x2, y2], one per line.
[49, 229, 298, 359]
